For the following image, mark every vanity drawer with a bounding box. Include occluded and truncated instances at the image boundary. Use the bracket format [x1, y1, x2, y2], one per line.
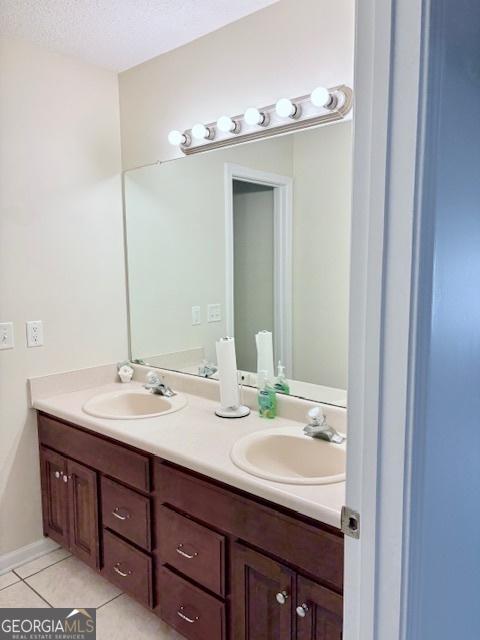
[155, 462, 344, 592]
[101, 477, 151, 550]
[102, 529, 153, 607]
[38, 414, 150, 492]
[156, 566, 225, 640]
[157, 506, 225, 596]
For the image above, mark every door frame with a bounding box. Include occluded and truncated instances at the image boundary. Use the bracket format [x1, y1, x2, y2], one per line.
[345, 0, 426, 638]
[224, 162, 293, 376]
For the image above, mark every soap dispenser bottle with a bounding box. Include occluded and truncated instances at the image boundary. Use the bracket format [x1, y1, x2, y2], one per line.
[274, 360, 290, 395]
[257, 370, 277, 419]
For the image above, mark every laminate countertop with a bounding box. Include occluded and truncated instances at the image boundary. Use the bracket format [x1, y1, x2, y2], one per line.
[32, 379, 345, 529]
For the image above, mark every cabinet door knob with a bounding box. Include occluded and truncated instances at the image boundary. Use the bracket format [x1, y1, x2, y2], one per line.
[177, 606, 199, 624]
[113, 562, 132, 577]
[276, 591, 289, 605]
[296, 603, 309, 618]
[112, 507, 130, 521]
[63, 474, 70, 483]
[54, 471, 61, 479]
[176, 544, 198, 559]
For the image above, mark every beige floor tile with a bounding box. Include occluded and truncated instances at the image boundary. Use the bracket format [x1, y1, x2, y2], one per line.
[0, 581, 50, 608]
[25, 556, 121, 609]
[96, 593, 184, 640]
[0, 571, 20, 591]
[14, 547, 72, 579]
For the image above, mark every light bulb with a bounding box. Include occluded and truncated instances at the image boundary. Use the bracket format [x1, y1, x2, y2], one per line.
[275, 98, 298, 119]
[192, 123, 211, 140]
[168, 130, 187, 146]
[244, 107, 267, 126]
[217, 115, 239, 134]
[311, 86, 333, 108]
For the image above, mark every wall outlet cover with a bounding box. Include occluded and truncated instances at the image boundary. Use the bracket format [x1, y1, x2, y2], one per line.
[0, 322, 14, 350]
[26, 320, 44, 347]
[207, 304, 222, 323]
[191, 305, 201, 325]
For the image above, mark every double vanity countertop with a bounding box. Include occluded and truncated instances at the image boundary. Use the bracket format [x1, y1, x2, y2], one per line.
[30, 365, 346, 529]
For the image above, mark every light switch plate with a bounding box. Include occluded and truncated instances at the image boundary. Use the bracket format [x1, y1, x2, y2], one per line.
[0, 322, 14, 350]
[26, 320, 44, 347]
[207, 303, 221, 323]
[191, 306, 201, 325]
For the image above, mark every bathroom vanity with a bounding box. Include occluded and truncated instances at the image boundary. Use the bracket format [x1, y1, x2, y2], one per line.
[34, 376, 345, 640]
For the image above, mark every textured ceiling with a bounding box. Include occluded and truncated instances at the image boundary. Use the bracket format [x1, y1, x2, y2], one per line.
[0, 0, 278, 71]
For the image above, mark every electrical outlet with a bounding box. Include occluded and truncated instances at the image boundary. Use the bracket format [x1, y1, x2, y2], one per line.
[207, 303, 222, 323]
[192, 305, 201, 325]
[0, 323, 14, 350]
[26, 320, 44, 347]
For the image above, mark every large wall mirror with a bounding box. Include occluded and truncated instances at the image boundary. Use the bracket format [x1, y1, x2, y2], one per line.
[124, 121, 352, 407]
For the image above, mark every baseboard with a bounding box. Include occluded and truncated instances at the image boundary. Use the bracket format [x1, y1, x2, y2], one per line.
[0, 537, 59, 575]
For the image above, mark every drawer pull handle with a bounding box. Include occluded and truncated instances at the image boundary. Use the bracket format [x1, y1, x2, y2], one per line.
[177, 606, 199, 624]
[112, 507, 130, 521]
[113, 563, 132, 577]
[176, 544, 198, 560]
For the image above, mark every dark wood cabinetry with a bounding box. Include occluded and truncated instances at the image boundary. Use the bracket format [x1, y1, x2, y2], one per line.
[37, 412, 344, 640]
[232, 543, 294, 640]
[40, 446, 99, 568]
[40, 447, 69, 548]
[296, 576, 343, 640]
[102, 529, 153, 606]
[156, 566, 226, 640]
[231, 544, 343, 640]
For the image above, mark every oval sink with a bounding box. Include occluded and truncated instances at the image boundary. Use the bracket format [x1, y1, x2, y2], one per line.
[230, 427, 345, 485]
[82, 389, 187, 420]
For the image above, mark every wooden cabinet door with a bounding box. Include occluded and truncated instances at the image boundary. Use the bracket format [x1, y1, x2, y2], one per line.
[231, 542, 295, 640]
[39, 447, 69, 547]
[66, 459, 99, 568]
[295, 576, 343, 640]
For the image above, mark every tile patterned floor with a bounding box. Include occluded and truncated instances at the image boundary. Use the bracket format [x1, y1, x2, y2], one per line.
[0, 548, 185, 639]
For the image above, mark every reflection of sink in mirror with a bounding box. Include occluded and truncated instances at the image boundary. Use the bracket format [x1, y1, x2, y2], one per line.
[230, 427, 346, 485]
[124, 122, 351, 408]
[82, 389, 187, 420]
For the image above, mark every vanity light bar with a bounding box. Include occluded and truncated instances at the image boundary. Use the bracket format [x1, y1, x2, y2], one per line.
[168, 84, 352, 155]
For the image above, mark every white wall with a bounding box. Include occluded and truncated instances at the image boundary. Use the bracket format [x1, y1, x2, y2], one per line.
[0, 38, 127, 556]
[233, 182, 275, 372]
[125, 135, 293, 364]
[119, 0, 354, 169]
[292, 123, 352, 388]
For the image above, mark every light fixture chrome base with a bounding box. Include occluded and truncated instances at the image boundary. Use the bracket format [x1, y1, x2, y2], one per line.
[215, 405, 250, 419]
[289, 104, 302, 119]
[181, 84, 353, 155]
[205, 126, 216, 140]
[325, 95, 339, 110]
[179, 132, 192, 150]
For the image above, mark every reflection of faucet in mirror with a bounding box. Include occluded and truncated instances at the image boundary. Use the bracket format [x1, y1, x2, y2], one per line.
[303, 407, 345, 444]
[144, 371, 176, 397]
[198, 360, 218, 378]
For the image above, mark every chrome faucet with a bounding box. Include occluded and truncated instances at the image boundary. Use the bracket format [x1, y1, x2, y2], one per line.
[144, 371, 176, 397]
[198, 360, 218, 378]
[303, 407, 345, 444]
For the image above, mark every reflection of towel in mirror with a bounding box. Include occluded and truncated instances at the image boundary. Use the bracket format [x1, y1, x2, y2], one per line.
[216, 338, 240, 409]
[255, 330, 274, 383]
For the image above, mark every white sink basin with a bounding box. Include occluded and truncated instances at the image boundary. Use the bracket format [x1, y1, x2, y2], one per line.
[82, 389, 187, 419]
[230, 427, 346, 485]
